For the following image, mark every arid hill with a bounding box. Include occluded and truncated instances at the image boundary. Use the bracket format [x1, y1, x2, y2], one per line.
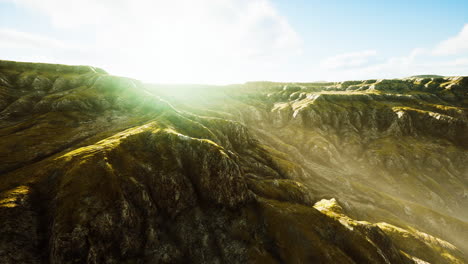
[0, 60, 466, 264]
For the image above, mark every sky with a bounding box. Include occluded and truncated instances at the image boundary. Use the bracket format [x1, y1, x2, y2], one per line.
[0, 0, 467, 84]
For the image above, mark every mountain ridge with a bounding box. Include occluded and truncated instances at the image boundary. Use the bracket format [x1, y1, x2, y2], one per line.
[0, 60, 466, 264]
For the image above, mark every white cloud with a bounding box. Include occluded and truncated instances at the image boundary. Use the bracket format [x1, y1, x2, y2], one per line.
[0, 27, 94, 65]
[0, 28, 70, 50]
[311, 46, 468, 82]
[5, 0, 302, 84]
[320, 50, 377, 70]
[441, 57, 468, 67]
[311, 24, 468, 81]
[433, 24, 468, 55]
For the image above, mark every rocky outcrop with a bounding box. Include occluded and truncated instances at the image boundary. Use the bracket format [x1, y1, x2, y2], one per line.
[0, 60, 467, 263]
[314, 198, 466, 264]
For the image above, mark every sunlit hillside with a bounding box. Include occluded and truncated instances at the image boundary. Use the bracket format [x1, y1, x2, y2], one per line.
[0, 60, 466, 263]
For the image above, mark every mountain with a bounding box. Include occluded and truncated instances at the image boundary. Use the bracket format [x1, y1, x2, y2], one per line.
[0, 60, 466, 264]
[407, 75, 445, 78]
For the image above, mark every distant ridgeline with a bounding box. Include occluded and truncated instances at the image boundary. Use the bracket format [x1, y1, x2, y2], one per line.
[0, 59, 107, 74]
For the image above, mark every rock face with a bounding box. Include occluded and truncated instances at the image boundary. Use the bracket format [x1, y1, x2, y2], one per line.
[0, 60, 467, 264]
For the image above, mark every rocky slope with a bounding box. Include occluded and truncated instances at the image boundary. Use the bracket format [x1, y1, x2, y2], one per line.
[0, 60, 466, 264]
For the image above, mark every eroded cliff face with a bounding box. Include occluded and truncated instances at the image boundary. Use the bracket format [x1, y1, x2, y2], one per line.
[0, 60, 466, 264]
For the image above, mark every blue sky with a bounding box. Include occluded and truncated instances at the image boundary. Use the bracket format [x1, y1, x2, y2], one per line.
[1, 0, 467, 83]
